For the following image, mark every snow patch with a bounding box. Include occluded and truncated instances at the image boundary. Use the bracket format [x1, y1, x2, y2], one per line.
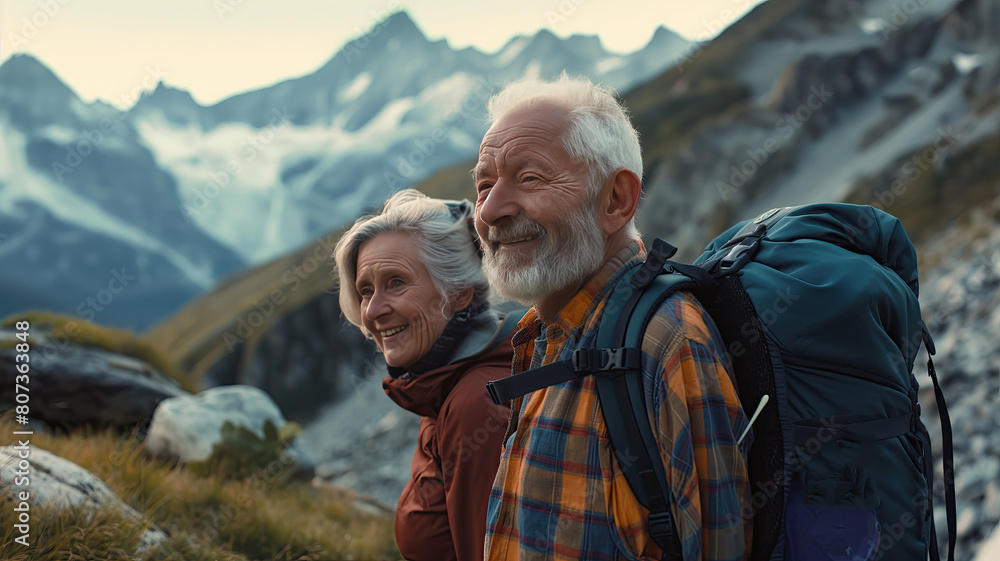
[953, 53, 984, 74]
[0, 123, 215, 289]
[597, 56, 627, 74]
[341, 72, 372, 102]
[859, 18, 886, 35]
[496, 37, 529, 66]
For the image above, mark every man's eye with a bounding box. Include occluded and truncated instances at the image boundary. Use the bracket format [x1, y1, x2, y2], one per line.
[477, 182, 493, 193]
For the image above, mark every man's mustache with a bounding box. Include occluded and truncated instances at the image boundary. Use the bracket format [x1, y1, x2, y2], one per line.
[487, 218, 546, 246]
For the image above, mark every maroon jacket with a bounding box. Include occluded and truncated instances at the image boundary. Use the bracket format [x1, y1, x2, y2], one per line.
[383, 319, 515, 561]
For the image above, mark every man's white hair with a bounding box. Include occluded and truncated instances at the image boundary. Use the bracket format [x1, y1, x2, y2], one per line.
[487, 72, 643, 239]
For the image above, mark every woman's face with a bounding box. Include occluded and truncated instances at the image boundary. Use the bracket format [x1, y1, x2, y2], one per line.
[355, 231, 455, 369]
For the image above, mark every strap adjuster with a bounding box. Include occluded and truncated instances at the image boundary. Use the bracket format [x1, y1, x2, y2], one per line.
[486, 381, 503, 405]
[571, 348, 640, 373]
[647, 509, 678, 550]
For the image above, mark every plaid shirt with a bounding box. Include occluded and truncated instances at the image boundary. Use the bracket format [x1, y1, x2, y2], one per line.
[484, 241, 752, 561]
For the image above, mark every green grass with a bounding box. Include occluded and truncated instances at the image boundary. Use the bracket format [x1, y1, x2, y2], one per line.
[0, 411, 399, 561]
[0, 311, 195, 393]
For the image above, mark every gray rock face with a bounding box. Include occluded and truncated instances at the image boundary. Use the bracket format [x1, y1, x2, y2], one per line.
[0, 445, 166, 554]
[301, 357, 419, 509]
[230, 291, 374, 423]
[0, 329, 188, 428]
[918, 212, 1000, 559]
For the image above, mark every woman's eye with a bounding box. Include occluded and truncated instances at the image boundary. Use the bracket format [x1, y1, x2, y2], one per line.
[389, 278, 405, 288]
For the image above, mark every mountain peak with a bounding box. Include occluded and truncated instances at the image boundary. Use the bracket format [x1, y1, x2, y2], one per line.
[0, 53, 80, 112]
[381, 10, 419, 33]
[648, 25, 687, 47]
[0, 54, 74, 94]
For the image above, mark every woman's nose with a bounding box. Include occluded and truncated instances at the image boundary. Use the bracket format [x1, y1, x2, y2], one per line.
[363, 290, 392, 321]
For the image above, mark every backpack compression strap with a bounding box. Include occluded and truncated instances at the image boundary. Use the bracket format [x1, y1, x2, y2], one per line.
[922, 327, 957, 561]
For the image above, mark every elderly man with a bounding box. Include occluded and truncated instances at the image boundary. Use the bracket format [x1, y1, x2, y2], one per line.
[473, 74, 752, 560]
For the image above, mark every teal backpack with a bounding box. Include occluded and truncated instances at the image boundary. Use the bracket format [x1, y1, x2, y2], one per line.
[487, 203, 955, 561]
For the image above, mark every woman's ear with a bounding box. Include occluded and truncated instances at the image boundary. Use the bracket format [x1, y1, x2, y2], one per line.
[449, 287, 475, 315]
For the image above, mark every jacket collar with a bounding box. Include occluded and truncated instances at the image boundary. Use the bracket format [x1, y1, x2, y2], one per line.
[382, 310, 519, 417]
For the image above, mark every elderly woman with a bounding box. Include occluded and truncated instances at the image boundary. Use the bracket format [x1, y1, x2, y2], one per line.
[334, 189, 518, 561]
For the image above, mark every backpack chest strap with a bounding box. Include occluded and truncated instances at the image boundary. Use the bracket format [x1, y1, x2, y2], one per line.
[485, 347, 642, 405]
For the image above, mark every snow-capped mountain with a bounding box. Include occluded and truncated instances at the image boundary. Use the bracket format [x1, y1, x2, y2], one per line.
[0, 12, 691, 328]
[130, 12, 691, 263]
[0, 56, 245, 329]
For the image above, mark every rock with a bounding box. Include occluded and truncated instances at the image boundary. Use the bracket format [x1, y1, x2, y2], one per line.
[145, 385, 315, 478]
[0, 446, 166, 554]
[984, 482, 1000, 523]
[958, 505, 982, 539]
[302, 369, 420, 508]
[0, 329, 188, 428]
[975, 521, 1000, 561]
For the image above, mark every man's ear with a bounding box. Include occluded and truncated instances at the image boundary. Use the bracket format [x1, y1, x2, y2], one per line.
[448, 287, 475, 315]
[599, 168, 641, 236]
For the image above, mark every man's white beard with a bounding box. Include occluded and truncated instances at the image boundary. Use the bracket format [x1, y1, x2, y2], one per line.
[482, 202, 605, 306]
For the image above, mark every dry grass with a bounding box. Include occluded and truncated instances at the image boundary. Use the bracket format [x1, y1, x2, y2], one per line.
[0, 412, 399, 561]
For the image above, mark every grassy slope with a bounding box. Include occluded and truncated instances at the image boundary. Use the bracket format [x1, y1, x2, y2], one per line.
[0, 412, 398, 561]
[144, 227, 345, 387]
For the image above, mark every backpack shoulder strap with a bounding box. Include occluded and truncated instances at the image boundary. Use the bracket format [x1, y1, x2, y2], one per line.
[594, 265, 697, 560]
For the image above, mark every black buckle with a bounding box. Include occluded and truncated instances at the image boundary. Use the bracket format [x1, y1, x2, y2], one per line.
[485, 381, 503, 405]
[647, 510, 677, 546]
[572, 348, 636, 373]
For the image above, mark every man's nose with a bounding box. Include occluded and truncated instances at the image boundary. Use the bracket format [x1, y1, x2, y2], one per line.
[476, 178, 519, 228]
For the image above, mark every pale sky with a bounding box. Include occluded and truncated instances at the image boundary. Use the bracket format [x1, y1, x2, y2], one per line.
[0, 0, 766, 107]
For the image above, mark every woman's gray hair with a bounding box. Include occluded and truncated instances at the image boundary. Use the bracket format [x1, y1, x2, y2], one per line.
[487, 72, 642, 239]
[334, 189, 489, 332]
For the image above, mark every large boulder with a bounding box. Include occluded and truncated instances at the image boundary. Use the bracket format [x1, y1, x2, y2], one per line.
[0, 445, 166, 555]
[0, 329, 188, 428]
[145, 385, 315, 477]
